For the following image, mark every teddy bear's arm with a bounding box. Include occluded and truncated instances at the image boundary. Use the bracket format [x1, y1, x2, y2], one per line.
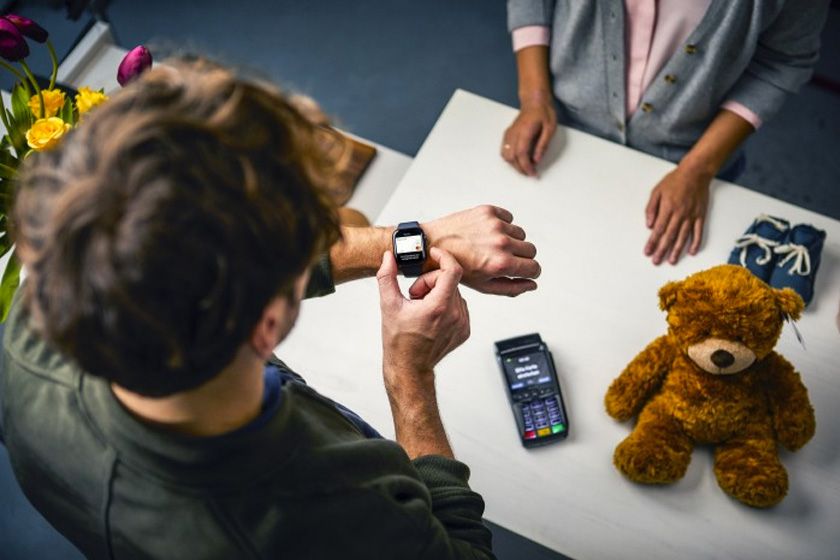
[760, 352, 816, 451]
[605, 335, 674, 422]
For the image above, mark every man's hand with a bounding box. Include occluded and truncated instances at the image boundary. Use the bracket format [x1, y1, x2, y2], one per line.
[422, 205, 541, 296]
[377, 247, 470, 459]
[643, 166, 711, 265]
[378, 247, 470, 380]
[501, 96, 557, 177]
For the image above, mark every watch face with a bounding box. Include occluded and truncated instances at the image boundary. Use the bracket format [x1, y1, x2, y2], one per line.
[393, 227, 426, 264]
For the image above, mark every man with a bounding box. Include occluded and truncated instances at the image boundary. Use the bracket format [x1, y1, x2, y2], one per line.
[0, 60, 540, 558]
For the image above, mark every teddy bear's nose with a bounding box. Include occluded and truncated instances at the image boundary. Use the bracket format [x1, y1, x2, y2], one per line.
[711, 349, 735, 368]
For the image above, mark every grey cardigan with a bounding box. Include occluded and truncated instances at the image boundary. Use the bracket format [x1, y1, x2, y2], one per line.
[507, 0, 829, 164]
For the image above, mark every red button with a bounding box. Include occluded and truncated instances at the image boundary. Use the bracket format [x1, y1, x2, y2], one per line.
[524, 430, 537, 439]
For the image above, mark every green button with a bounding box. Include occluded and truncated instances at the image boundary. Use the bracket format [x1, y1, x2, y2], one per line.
[551, 424, 565, 434]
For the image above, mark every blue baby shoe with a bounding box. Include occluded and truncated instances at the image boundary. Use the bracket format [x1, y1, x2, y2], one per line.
[728, 214, 790, 281]
[769, 224, 826, 307]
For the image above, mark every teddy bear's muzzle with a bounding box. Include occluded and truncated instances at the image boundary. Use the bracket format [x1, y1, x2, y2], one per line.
[687, 338, 756, 375]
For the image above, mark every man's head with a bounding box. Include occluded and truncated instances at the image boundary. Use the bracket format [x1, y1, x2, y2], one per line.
[13, 58, 340, 397]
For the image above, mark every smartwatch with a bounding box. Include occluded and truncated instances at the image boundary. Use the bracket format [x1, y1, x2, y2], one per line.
[392, 221, 427, 277]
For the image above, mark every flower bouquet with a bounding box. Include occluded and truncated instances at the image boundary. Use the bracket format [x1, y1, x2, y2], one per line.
[0, 14, 151, 320]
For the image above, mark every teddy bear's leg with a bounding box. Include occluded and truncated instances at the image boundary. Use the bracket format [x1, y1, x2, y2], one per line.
[613, 400, 694, 484]
[714, 418, 788, 508]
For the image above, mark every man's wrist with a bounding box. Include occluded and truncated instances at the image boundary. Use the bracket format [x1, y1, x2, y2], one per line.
[383, 360, 437, 409]
[417, 220, 443, 274]
[330, 225, 394, 284]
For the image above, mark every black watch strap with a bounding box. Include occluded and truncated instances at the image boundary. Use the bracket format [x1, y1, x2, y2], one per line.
[401, 262, 424, 277]
[396, 221, 424, 277]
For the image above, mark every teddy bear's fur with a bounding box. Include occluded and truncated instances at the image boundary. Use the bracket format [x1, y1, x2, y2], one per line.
[605, 265, 815, 508]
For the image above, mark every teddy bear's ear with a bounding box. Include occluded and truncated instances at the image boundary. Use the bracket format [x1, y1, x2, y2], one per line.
[658, 280, 681, 311]
[775, 287, 804, 321]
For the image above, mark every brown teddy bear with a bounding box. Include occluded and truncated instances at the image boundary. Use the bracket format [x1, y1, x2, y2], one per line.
[605, 264, 816, 508]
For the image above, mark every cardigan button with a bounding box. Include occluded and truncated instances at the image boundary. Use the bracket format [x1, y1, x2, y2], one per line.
[641, 103, 654, 113]
[684, 44, 698, 54]
[664, 74, 677, 84]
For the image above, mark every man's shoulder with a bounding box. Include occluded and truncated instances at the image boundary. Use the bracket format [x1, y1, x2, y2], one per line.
[2, 287, 79, 390]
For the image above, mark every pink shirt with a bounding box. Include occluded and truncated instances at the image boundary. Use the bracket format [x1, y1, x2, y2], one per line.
[512, 1, 762, 128]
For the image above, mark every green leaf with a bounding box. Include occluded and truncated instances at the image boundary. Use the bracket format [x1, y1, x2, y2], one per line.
[11, 84, 32, 128]
[0, 162, 17, 180]
[6, 99, 28, 158]
[61, 96, 75, 126]
[0, 177, 14, 215]
[0, 143, 16, 166]
[8, 130, 27, 160]
[0, 249, 21, 323]
[0, 229, 10, 258]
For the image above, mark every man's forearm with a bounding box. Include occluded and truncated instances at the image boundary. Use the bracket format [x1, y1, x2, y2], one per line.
[679, 109, 755, 180]
[329, 225, 393, 284]
[384, 370, 453, 460]
[330, 205, 540, 296]
[327, 221, 451, 285]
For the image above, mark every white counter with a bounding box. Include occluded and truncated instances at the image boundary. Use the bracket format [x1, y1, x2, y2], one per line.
[279, 90, 840, 560]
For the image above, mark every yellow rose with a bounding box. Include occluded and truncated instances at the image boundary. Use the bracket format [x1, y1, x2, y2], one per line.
[28, 89, 66, 118]
[75, 86, 109, 116]
[26, 117, 72, 152]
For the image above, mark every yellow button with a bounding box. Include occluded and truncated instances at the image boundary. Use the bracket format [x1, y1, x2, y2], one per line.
[537, 427, 551, 437]
[685, 44, 698, 54]
[641, 102, 654, 113]
[664, 74, 677, 84]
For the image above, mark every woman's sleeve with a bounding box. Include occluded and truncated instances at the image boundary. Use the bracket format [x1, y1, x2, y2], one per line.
[507, 0, 555, 32]
[724, 0, 830, 125]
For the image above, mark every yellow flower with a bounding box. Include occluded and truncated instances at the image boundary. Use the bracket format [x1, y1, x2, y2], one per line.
[28, 89, 66, 118]
[75, 86, 108, 116]
[26, 117, 72, 151]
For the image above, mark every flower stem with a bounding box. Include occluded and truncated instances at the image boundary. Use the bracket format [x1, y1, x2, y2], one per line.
[0, 60, 29, 92]
[0, 161, 17, 177]
[19, 61, 44, 119]
[46, 41, 59, 90]
[0, 92, 12, 134]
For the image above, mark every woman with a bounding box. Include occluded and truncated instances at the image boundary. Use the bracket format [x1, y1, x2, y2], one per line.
[502, 0, 829, 265]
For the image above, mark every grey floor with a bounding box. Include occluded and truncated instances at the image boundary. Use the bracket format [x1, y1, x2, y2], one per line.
[2, 1, 839, 559]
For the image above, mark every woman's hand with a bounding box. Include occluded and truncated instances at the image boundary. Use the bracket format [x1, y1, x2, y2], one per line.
[644, 165, 712, 265]
[501, 96, 556, 177]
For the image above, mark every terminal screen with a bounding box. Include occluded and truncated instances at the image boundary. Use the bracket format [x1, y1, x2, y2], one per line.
[502, 351, 553, 393]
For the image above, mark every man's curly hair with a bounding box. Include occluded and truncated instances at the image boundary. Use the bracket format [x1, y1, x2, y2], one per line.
[12, 58, 340, 396]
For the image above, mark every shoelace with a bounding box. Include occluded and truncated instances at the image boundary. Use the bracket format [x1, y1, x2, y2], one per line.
[754, 214, 789, 231]
[775, 243, 811, 276]
[733, 214, 788, 267]
[734, 234, 780, 267]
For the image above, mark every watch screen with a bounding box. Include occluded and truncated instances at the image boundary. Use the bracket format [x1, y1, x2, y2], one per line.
[502, 351, 553, 393]
[394, 228, 425, 263]
[395, 234, 423, 255]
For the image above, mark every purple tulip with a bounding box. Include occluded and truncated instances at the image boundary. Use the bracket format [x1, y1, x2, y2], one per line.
[4, 14, 48, 43]
[0, 17, 29, 62]
[117, 45, 153, 87]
